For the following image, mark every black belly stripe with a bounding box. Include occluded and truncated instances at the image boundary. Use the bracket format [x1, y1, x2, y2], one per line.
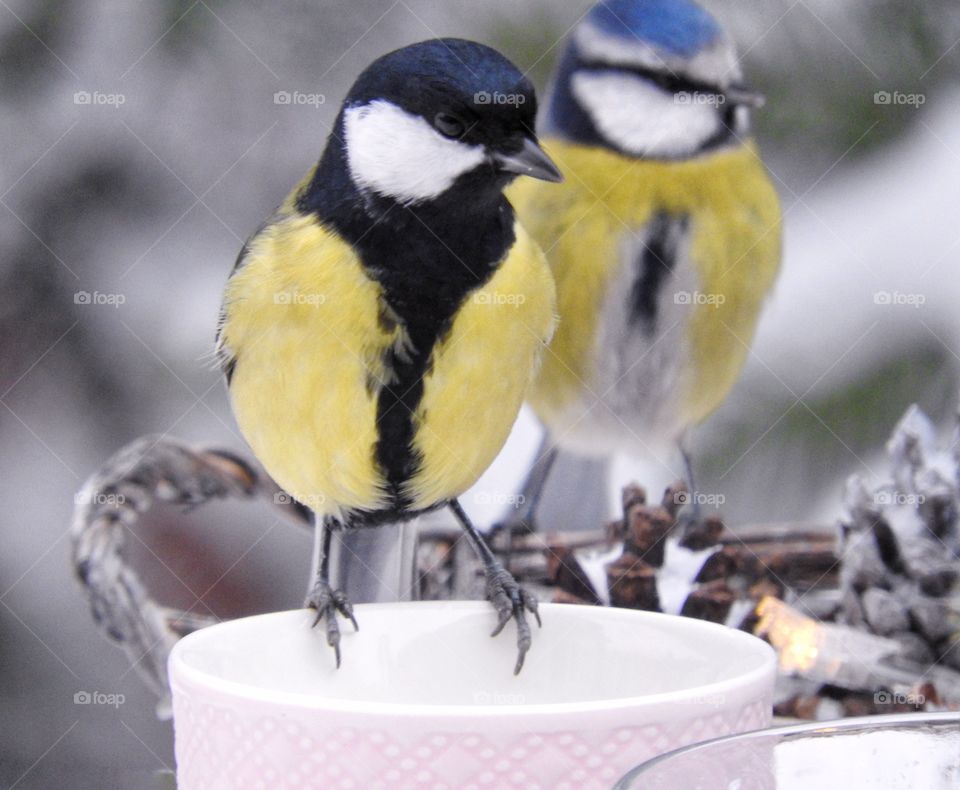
[629, 212, 689, 335]
[373, 321, 443, 510]
[296, 142, 518, 517]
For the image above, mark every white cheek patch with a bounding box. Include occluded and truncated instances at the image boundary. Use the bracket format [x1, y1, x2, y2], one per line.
[572, 70, 722, 158]
[343, 100, 486, 205]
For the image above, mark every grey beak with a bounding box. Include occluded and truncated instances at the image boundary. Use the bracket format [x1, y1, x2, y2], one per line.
[726, 86, 765, 108]
[494, 137, 564, 183]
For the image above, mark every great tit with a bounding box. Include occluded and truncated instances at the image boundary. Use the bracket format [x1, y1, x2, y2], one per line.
[506, 0, 782, 532]
[216, 38, 561, 672]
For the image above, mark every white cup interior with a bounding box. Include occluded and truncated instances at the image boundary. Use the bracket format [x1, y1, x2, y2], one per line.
[171, 602, 774, 712]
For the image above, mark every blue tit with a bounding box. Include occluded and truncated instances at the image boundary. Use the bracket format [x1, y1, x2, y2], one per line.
[506, 0, 782, 531]
[216, 39, 562, 672]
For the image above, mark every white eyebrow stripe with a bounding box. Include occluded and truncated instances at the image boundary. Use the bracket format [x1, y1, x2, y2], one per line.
[574, 20, 741, 87]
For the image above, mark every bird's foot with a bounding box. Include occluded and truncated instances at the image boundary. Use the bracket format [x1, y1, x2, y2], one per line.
[305, 581, 358, 668]
[484, 566, 541, 675]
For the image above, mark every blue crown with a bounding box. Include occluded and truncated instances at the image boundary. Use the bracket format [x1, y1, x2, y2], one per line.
[587, 0, 721, 58]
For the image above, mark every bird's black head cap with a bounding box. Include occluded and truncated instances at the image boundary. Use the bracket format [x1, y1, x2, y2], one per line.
[346, 38, 539, 155]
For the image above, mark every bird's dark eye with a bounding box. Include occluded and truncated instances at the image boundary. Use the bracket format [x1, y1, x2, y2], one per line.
[433, 112, 465, 139]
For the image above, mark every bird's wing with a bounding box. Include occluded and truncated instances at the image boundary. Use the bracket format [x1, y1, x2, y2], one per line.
[215, 167, 318, 384]
[217, 212, 400, 513]
[215, 220, 270, 384]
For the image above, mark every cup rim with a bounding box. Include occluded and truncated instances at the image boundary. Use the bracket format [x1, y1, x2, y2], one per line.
[168, 602, 776, 719]
[613, 710, 960, 787]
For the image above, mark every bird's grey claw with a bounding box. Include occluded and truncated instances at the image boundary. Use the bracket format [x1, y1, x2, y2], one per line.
[523, 590, 542, 628]
[340, 599, 359, 632]
[484, 567, 538, 674]
[490, 594, 513, 637]
[305, 582, 356, 668]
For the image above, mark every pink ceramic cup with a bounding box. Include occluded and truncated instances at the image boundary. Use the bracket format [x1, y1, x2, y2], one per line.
[169, 602, 775, 789]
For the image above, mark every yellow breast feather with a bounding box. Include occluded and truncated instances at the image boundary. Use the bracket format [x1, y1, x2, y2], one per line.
[219, 212, 399, 514]
[406, 221, 557, 509]
[510, 139, 781, 430]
